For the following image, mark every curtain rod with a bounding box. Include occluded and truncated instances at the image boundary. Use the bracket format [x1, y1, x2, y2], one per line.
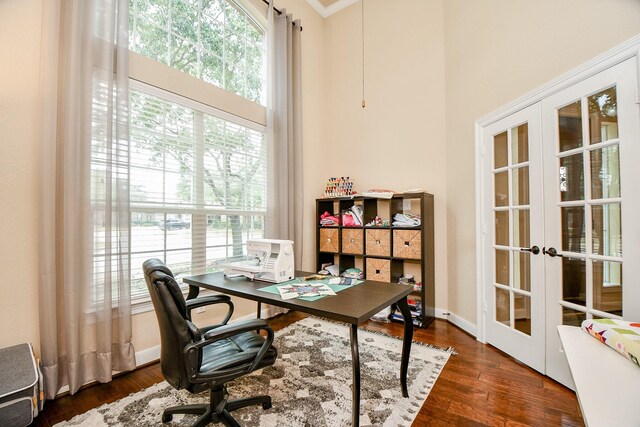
[261, 0, 303, 31]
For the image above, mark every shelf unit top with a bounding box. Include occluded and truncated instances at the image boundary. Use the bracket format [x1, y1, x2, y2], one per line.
[317, 192, 431, 201]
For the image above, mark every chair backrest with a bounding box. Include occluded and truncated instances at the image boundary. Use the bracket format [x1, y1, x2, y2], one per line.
[142, 258, 195, 390]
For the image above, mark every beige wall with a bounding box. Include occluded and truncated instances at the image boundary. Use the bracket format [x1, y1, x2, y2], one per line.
[0, 0, 43, 351]
[324, 0, 449, 309]
[443, 0, 640, 325]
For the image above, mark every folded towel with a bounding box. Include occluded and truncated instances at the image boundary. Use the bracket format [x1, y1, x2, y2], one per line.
[581, 318, 640, 368]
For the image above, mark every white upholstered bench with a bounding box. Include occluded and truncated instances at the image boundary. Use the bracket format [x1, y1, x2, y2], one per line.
[558, 325, 640, 427]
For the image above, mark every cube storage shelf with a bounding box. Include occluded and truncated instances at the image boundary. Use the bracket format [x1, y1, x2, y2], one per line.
[315, 192, 435, 328]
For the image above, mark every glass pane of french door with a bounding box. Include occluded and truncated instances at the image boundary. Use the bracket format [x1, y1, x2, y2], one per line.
[484, 104, 544, 373]
[543, 57, 640, 389]
[493, 123, 533, 335]
[556, 86, 623, 320]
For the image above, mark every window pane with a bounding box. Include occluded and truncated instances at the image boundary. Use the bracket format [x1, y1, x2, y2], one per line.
[494, 131, 508, 169]
[511, 123, 528, 164]
[165, 214, 192, 250]
[206, 246, 229, 272]
[592, 203, 622, 257]
[562, 306, 586, 327]
[495, 210, 509, 246]
[562, 206, 585, 254]
[496, 287, 510, 326]
[494, 171, 509, 207]
[592, 260, 622, 316]
[589, 87, 618, 144]
[129, 0, 265, 103]
[558, 101, 582, 152]
[559, 154, 584, 201]
[562, 257, 586, 306]
[134, 22, 170, 65]
[513, 252, 530, 292]
[131, 251, 165, 295]
[512, 209, 530, 248]
[590, 145, 620, 199]
[132, 212, 164, 253]
[512, 166, 529, 206]
[166, 249, 193, 279]
[495, 249, 509, 286]
[514, 294, 531, 336]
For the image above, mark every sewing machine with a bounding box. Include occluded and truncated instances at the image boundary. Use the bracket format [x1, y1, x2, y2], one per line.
[223, 239, 295, 283]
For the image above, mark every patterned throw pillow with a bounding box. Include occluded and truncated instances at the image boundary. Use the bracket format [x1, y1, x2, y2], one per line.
[581, 318, 640, 368]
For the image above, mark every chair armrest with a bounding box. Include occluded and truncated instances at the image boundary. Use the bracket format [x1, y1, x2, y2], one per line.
[185, 295, 234, 325]
[183, 319, 275, 380]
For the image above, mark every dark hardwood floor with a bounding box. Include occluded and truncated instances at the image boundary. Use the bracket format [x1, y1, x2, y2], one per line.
[32, 311, 584, 427]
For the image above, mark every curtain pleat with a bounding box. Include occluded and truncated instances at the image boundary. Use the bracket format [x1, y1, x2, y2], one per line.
[265, 3, 303, 317]
[38, 0, 135, 399]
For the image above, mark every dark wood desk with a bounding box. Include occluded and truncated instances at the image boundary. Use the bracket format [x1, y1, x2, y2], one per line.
[184, 271, 414, 427]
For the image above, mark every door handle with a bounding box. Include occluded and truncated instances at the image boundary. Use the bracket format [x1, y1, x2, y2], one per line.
[520, 245, 540, 255]
[543, 246, 563, 257]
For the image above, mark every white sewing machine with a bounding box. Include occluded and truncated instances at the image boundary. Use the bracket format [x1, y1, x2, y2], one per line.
[223, 239, 295, 283]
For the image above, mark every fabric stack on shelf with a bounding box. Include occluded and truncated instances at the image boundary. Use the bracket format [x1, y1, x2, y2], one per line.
[342, 204, 364, 226]
[320, 211, 339, 226]
[361, 188, 396, 199]
[341, 268, 364, 279]
[392, 213, 421, 227]
[398, 274, 416, 286]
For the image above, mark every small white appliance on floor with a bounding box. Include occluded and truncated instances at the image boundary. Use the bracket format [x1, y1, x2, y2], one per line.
[224, 239, 294, 283]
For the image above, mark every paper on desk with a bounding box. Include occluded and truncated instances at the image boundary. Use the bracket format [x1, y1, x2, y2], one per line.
[277, 282, 336, 300]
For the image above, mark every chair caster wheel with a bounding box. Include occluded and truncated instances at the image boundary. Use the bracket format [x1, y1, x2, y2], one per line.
[262, 402, 272, 410]
[162, 413, 173, 423]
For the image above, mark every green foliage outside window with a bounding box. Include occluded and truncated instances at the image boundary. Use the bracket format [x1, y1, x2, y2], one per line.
[129, 0, 265, 103]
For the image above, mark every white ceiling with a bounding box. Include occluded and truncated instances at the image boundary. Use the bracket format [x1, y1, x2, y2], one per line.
[305, 0, 359, 18]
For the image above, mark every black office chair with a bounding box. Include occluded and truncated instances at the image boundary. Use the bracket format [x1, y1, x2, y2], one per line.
[143, 259, 278, 427]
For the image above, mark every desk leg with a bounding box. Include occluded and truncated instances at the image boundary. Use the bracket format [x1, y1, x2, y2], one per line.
[350, 324, 360, 427]
[186, 285, 200, 300]
[397, 296, 413, 398]
[256, 302, 262, 319]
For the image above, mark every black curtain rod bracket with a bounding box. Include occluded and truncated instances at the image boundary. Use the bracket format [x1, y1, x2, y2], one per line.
[262, 0, 303, 31]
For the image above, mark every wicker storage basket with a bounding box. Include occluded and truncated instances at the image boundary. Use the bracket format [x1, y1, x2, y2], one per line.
[319, 228, 339, 253]
[341, 229, 363, 255]
[365, 229, 391, 257]
[393, 229, 422, 259]
[366, 258, 391, 282]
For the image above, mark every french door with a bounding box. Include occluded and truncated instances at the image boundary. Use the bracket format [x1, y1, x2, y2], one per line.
[483, 105, 545, 373]
[542, 58, 640, 388]
[482, 57, 640, 385]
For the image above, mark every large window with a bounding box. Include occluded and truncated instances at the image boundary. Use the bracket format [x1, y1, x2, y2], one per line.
[129, 0, 265, 103]
[92, 0, 267, 299]
[127, 84, 266, 295]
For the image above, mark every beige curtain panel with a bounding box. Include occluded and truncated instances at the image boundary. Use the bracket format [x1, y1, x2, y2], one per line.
[265, 3, 304, 262]
[265, 3, 303, 318]
[38, 0, 136, 399]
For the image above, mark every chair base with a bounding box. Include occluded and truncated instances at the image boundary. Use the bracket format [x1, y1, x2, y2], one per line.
[161, 388, 272, 427]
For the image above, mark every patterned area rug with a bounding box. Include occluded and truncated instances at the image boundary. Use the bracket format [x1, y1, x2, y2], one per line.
[56, 317, 453, 427]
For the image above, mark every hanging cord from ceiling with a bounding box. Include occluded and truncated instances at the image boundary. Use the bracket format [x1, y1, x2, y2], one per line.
[361, 0, 365, 108]
[262, 0, 303, 31]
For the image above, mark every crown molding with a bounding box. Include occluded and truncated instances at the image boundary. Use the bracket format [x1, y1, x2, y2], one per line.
[305, 0, 359, 18]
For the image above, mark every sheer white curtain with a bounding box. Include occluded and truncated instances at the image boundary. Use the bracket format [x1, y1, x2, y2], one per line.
[266, 2, 303, 268]
[38, 0, 135, 398]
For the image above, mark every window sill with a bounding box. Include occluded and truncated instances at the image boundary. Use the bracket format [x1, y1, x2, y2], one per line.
[131, 287, 219, 316]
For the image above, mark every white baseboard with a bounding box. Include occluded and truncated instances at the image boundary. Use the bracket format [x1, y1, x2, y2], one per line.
[135, 345, 161, 366]
[435, 307, 477, 337]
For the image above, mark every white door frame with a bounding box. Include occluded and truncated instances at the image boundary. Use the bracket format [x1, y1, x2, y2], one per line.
[475, 35, 640, 344]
